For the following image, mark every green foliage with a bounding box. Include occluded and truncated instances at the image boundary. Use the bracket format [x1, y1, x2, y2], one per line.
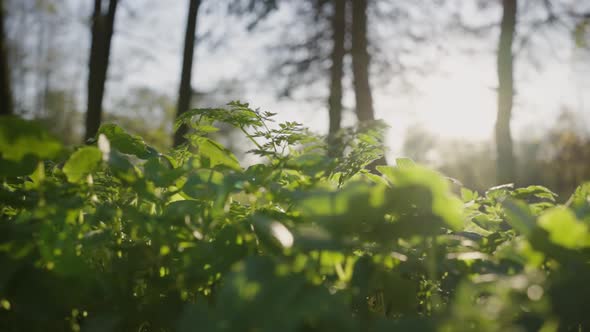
[98, 124, 158, 159]
[1, 102, 590, 331]
[63, 147, 102, 183]
[0, 116, 63, 161]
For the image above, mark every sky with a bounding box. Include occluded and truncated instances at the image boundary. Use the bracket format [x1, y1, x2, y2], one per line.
[64, 0, 590, 157]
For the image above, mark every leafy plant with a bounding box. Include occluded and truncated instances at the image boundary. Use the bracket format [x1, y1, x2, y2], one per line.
[1, 102, 589, 331]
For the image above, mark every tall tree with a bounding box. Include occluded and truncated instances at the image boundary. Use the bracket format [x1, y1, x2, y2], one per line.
[351, 0, 386, 167]
[85, 0, 119, 141]
[259, 1, 427, 146]
[327, 0, 346, 153]
[0, 0, 12, 115]
[495, 0, 517, 184]
[451, 0, 590, 183]
[351, 0, 375, 123]
[174, 0, 202, 147]
[231, 0, 347, 148]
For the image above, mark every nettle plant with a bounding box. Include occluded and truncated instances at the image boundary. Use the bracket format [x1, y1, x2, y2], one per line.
[1, 102, 590, 332]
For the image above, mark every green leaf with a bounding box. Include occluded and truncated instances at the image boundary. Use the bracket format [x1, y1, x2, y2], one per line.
[163, 200, 205, 219]
[512, 185, 557, 202]
[175, 102, 264, 132]
[379, 165, 463, 230]
[195, 124, 220, 133]
[566, 182, 590, 218]
[375, 165, 396, 184]
[194, 137, 241, 171]
[538, 207, 590, 249]
[0, 116, 62, 161]
[485, 183, 514, 200]
[502, 199, 536, 236]
[471, 213, 503, 232]
[98, 124, 157, 159]
[395, 157, 415, 169]
[106, 151, 139, 183]
[296, 182, 386, 220]
[144, 156, 184, 187]
[183, 169, 225, 200]
[461, 187, 478, 202]
[174, 107, 226, 131]
[63, 147, 102, 183]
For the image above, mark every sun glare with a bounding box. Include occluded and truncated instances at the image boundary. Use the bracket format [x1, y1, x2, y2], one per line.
[415, 65, 497, 140]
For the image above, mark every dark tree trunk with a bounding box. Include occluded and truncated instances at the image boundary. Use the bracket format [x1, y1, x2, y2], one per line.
[0, 0, 13, 116]
[174, 0, 202, 147]
[495, 0, 517, 184]
[351, 0, 374, 123]
[327, 0, 346, 155]
[85, 0, 118, 141]
[351, 0, 385, 167]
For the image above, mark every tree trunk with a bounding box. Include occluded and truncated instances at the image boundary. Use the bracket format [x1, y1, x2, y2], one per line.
[351, 0, 374, 123]
[327, 0, 346, 155]
[174, 0, 202, 147]
[0, 0, 13, 116]
[495, 0, 517, 184]
[85, 0, 118, 141]
[351, 0, 385, 167]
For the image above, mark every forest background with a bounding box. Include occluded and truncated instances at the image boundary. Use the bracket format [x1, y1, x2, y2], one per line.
[2, 0, 590, 198]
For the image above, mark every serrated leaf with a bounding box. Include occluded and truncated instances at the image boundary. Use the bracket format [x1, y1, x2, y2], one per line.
[174, 108, 226, 131]
[512, 185, 557, 202]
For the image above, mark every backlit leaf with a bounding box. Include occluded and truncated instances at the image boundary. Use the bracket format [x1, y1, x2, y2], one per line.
[63, 147, 102, 183]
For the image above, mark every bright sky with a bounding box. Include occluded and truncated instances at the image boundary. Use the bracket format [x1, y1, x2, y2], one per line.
[101, 0, 590, 157]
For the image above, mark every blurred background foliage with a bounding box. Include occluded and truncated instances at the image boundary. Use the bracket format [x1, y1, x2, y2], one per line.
[403, 108, 590, 199]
